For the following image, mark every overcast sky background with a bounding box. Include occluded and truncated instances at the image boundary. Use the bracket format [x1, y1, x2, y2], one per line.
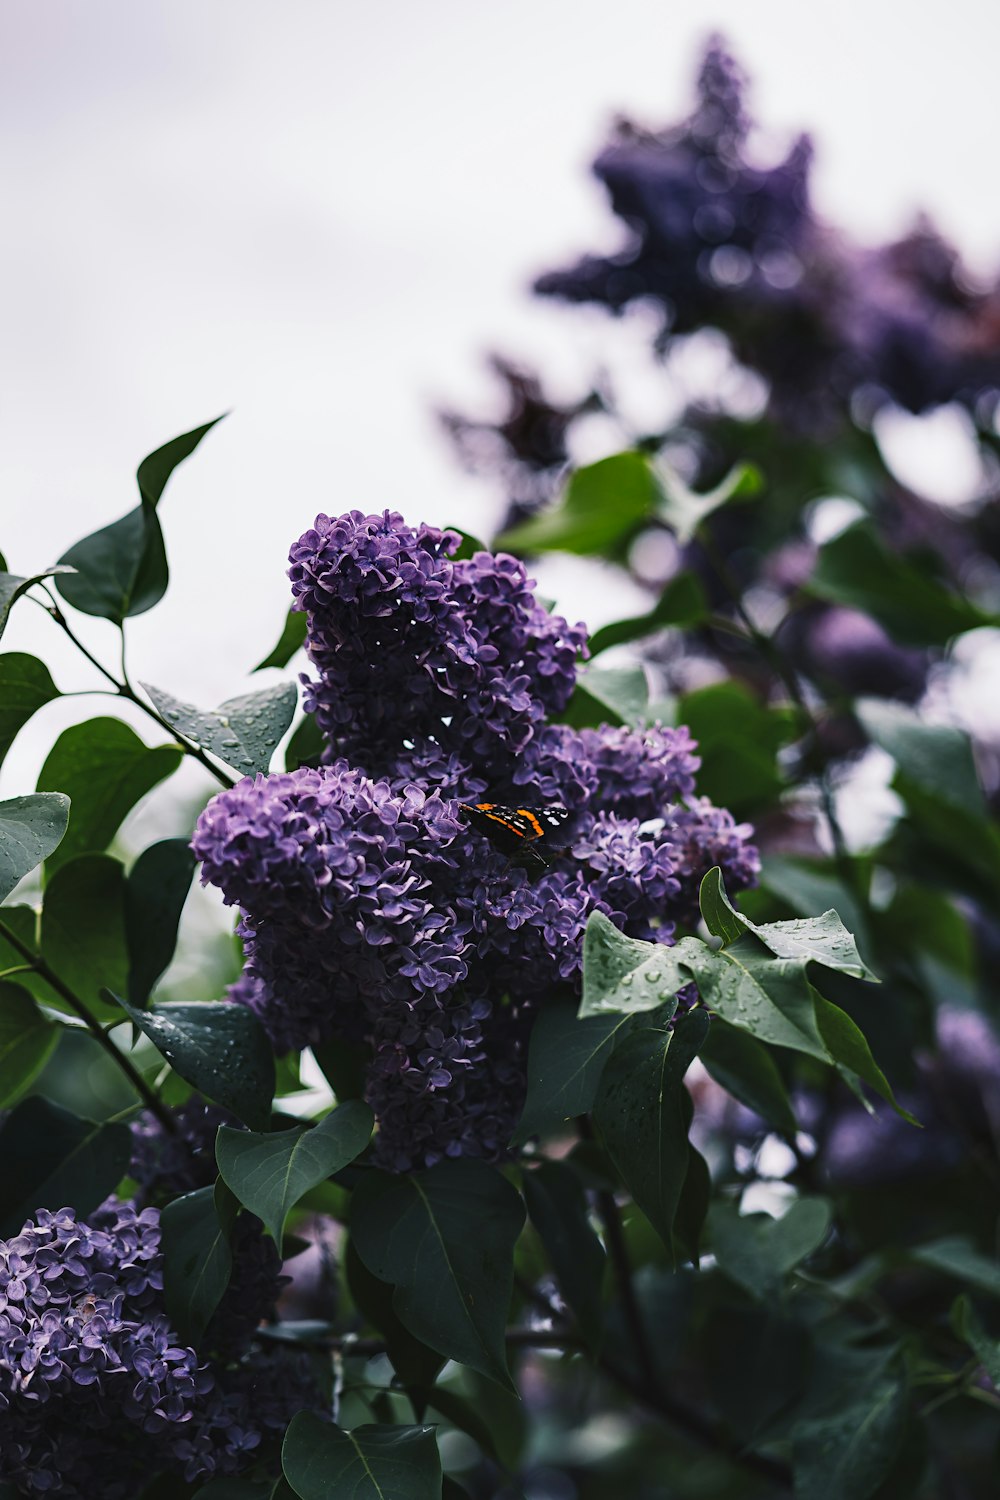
[3, 0, 1000, 811]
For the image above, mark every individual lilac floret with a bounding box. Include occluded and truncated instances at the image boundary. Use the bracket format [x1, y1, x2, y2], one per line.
[288, 510, 587, 780]
[667, 797, 760, 926]
[0, 1200, 317, 1499]
[513, 722, 700, 826]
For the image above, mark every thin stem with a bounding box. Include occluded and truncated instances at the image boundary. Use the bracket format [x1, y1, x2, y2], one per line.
[0, 964, 36, 981]
[0, 916, 175, 1132]
[34, 587, 235, 790]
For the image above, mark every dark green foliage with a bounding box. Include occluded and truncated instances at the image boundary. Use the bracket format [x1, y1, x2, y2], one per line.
[281, 1413, 443, 1500]
[160, 1182, 238, 1343]
[0, 654, 60, 769]
[141, 680, 297, 779]
[253, 609, 308, 671]
[0, 791, 69, 900]
[0, 1096, 131, 1235]
[124, 839, 197, 1005]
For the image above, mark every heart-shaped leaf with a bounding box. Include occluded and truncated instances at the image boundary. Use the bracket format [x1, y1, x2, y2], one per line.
[496, 451, 660, 558]
[41, 855, 128, 1020]
[160, 1181, 239, 1344]
[124, 839, 197, 1006]
[37, 718, 182, 875]
[593, 1010, 710, 1253]
[282, 1413, 442, 1500]
[216, 1101, 374, 1245]
[700, 867, 877, 980]
[56, 417, 224, 623]
[141, 681, 297, 778]
[0, 792, 70, 902]
[351, 1159, 525, 1390]
[562, 665, 649, 729]
[110, 994, 275, 1131]
[512, 997, 635, 1144]
[0, 654, 61, 771]
[579, 910, 700, 1019]
[708, 1197, 832, 1299]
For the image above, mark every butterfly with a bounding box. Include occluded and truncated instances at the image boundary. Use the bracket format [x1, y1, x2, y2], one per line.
[458, 801, 571, 872]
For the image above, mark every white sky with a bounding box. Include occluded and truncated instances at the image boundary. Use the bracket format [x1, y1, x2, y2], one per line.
[2, 0, 1000, 803]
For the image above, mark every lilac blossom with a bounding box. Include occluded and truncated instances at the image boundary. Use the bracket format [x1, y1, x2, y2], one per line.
[0, 1201, 318, 1499]
[193, 509, 759, 1168]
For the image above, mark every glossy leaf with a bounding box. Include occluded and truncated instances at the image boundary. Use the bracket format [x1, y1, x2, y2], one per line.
[284, 712, 325, 772]
[0, 1096, 131, 1236]
[593, 1010, 710, 1253]
[0, 792, 70, 902]
[36, 717, 182, 875]
[0, 566, 76, 640]
[587, 572, 708, 656]
[282, 1412, 442, 1500]
[496, 451, 660, 557]
[655, 460, 761, 543]
[253, 609, 307, 672]
[708, 1197, 832, 1299]
[512, 997, 634, 1143]
[700, 866, 877, 980]
[810, 519, 988, 646]
[699, 1018, 797, 1137]
[0, 654, 60, 770]
[562, 664, 649, 729]
[141, 680, 297, 778]
[160, 1181, 238, 1344]
[522, 1160, 605, 1350]
[0, 981, 57, 1107]
[216, 1101, 374, 1244]
[56, 417, 224, 623]
[111, 995, 275, 1131]
[579, 908, 699, 1020]
[124, 838, 197, 1005]
[350, 1159, 525, 1389]
[41, 854, 128, 1019]
[346, 1242, 445, 1393]
[793, 1376, 907, 1500]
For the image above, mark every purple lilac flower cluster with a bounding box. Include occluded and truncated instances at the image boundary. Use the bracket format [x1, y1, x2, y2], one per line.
[536, 37, 1000, 427]
[194, 509, 758, 1169]
[0, 1200, 317, 1499]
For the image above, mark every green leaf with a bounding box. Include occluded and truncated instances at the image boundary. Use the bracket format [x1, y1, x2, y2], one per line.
[0, 565, 76, 641]
[699, 866, 877, 980]
[579, 909, 699, 1019]
[810, 519, 988, 646]
[812, 993, 917, 1123]
[911, 1237, 1000, 1299]
[680, 939, 830, 1062]
[699, 1019, 797, 1136]
[793, 1376, 907, 1500]
[856, 699, 985, 819]
[511, 998, 634, 1143]
[496, 451, 660, 558]
[708, 1197, 832, 1299]
[41, 854, 128, 1019]
[587, 572, 708, 656]
[37, 718, 182, 875]
[420, 1388, 500, 1464]
[141, 680, 297, 778]
[111, 995, 275, 1131]
[0, 792, 70, 902]
[350, 1159, 525, 1390]
[706, 1302, 812, 1445]
[593, 1010, 709, 1254]
[761, 856, 868, 957]
[346, 1241, 445, 1392]
[124, 839, 197, 1006]
[346, 1242, 445, 1392]
[56, 417, 224, 623]
[952, 1295, 1000, 1388]
[0, 654, 60, 770]
[216, 1101, 374, 1244]
[160, 1181, 238, 1344]
[678, 681, 792, 816]
[312, 1036, 369, 1102]
[522, 1161, 606, 1350]
[0, 1096, 131, 1236]
[253, 609, 308, 672]
[285, 712, 325, 772]
[562, 664, 649, 729]
[282, 1412, 442, 1500]
[0, 982, 57, 1107]
[655, 460, 761, 544]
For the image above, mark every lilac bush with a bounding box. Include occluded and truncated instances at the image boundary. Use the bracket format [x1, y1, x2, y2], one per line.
[193, 508, 758, 1169]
